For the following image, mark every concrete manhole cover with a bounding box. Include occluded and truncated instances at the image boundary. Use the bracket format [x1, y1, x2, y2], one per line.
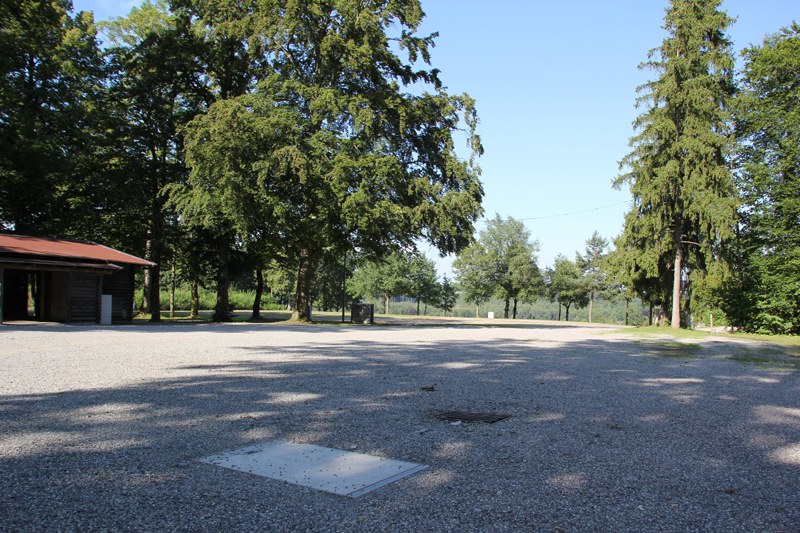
[199, 440, 428, 498]
[434, 411, 512, 423]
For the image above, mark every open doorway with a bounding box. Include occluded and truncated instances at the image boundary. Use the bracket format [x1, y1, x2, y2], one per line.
[1, 269, 42, 321]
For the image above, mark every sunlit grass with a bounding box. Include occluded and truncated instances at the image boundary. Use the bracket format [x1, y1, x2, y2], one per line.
[724, 332, 800, 350]
[630, 340, 702, 359]
[730, 352, 798, 370]
[608, 326, 711, 339]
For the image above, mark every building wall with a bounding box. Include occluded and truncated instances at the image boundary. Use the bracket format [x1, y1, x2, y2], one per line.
[68, 272, 102, 323]
[44, 271, 70, 322]
[102, 266, 136, 323]
[2, 265, 140, 325]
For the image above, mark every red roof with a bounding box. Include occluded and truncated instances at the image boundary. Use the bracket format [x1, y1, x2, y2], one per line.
[0, 235, 154, 266]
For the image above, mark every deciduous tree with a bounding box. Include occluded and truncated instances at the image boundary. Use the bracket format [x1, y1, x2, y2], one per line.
[174, 0, 483, 323]
[0, 0, 104, 234]
[546, 254, 588, 322]
[724, 23, 800, 333]
[108, 6, 207, 321]
[453, 244, 495, 318]
[481, 215, 542, 318]
[407, 254, 439, 316]
[349, 251, 410, 315]
[577, 231, 609, 323]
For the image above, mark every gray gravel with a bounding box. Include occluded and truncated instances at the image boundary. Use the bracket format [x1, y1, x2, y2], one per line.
[1, 320, 798, 532]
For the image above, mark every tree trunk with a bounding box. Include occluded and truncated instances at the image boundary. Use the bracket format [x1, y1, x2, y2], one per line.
[660, 301, 669, 326]
[503, 298, 509, 319]
[671, 224, 683, 329]
[214, 235, 231, 322]
[417, 297, 420, 316]
[625, 297, 630, 326]
[252, 269, 263, 319]
[589, 289, 594, 323]
[149, 265, 161, 322]
[190, 279, 199, 319]
[292, 247, 315, 322]
[341, 253, 347, 323]
[565, 302, 571, 321]
[558, 302, 561, 321]
[512, 298, 518, 319]
[169, 260, 175, 319]
[142, 235, 153, 314]
[649, 301, 654, 326]
[476, 303, 479, 318]
[384, 293, 390, 315]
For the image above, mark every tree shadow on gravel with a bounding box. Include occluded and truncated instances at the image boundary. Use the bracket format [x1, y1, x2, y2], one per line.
[1, 327, 799, 532]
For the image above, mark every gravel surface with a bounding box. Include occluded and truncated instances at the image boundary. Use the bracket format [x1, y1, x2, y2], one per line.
[1, 320, 798, 532]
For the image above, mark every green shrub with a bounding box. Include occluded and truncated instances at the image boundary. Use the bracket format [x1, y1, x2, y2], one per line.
[137, 286, 284, 312]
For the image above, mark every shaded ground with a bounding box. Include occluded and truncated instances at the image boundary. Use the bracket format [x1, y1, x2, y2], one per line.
[0, 320, 798, 532]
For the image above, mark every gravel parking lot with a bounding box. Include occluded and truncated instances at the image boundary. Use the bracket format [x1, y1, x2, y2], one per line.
[1, 320, 798, 532]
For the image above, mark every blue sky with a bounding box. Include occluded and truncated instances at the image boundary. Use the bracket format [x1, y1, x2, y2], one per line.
[73, 0, 797, 274]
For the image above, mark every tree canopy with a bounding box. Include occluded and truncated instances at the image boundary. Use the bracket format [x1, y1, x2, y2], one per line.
[171, 0, 484, 322]
[546, 254, 588, 321]
[0, 0, 104, 235]
[453, 215, 542, 319]
[722, 23, 800, 333]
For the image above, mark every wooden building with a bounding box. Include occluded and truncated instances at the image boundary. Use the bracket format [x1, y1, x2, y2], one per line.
[0, 235, 154, 324]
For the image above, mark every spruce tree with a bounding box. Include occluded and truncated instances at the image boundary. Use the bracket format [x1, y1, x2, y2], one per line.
[615, 0, 737, 328]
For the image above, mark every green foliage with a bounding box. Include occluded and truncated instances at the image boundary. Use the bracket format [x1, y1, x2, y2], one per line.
[453, 214, 543, 318]
[0, 0, 105, 235]
[110, 6, 208, 320]
[452, 244, 496, 312]
[348, 250, 412, 314]
[171, 0, 484, 323]
[312, 259, 350, 312]
[481, 215, 543, 318]
[406, 253, 440, 314]
[437, 276, 458, 315]
[577, 231, 610, 322]
[615, 0, 737, 328]
[724, 23, 800, 334]
[141, 285, 283, 312]
[546, 254, 589, 321]
[98, 0, 176, 47]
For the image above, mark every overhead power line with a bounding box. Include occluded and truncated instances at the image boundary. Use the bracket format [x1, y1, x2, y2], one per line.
[480, 201, 629, 222]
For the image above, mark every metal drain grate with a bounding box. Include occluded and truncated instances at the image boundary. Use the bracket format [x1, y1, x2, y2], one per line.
[434, 411, 512, 424]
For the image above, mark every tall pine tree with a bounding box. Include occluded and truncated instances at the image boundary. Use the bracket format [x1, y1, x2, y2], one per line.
[615, 0, 737, 328]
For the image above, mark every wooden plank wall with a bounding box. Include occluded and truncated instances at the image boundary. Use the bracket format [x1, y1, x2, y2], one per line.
[44, 271, 70, 322]
[102, 266, 135, 323]
[69, 272, 101, 323]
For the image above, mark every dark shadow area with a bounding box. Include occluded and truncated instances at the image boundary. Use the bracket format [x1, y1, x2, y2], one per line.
[1, 326, 798, 532]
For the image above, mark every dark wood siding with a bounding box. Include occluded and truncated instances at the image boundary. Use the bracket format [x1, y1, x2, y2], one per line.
[44, 271, 70, 322]
[102, 266, 135, 323]
[69, 272, 101, 323]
